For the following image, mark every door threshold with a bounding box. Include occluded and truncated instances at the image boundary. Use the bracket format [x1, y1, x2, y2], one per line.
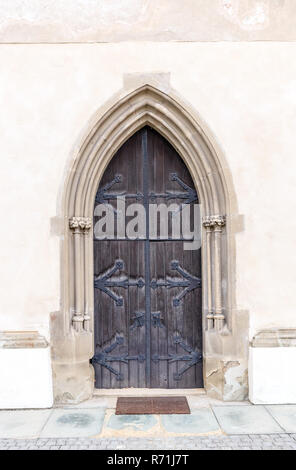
[93, 388, 205, 397]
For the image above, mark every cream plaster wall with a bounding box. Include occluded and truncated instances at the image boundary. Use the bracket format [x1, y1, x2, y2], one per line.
[0, 0, 295, 42]
[249, 347, 296, 404]
[0, 42, 296, 340]
[0, 347, 53, 408]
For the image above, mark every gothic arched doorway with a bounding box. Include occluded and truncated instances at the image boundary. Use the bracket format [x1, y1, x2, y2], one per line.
[92, 126, 203, 388]
[53, 84, 242, 405]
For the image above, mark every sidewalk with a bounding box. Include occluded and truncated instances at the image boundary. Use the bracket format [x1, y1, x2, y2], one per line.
[1, 395, 296, 450]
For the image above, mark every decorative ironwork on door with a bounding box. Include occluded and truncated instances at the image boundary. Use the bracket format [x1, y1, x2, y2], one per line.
[93, 126, 203, 388]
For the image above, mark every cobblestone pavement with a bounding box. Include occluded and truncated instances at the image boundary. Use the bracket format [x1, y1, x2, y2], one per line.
[1, 434, 296, 450]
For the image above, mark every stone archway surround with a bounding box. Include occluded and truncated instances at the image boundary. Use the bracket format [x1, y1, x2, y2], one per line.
[51, 84, 248, 404]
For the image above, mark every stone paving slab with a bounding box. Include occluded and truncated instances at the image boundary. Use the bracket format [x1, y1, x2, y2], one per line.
[102, 412, 159, 437]
[161, 408, 220, 435]
[266, 405, 296, 433]
[106, 413, 158, 432]
[212, 405, 283, 435]
[40, 408, 105, 438]
[2, 403, 296, 441]
[0, 409, 52, 439]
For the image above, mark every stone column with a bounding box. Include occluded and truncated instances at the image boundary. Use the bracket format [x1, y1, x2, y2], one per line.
[69, 216, 92, 332]
[212, 215, 226, 331]
[202, 215, 226, 331]
[203, 217, 214, 330]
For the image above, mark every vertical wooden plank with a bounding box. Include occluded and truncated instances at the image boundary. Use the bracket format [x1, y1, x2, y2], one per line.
[157, 240, 168, 388]
[137, 241, 146, 387]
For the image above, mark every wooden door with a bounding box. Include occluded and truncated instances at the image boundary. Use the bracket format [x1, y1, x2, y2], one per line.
[92, 127, 203, 388]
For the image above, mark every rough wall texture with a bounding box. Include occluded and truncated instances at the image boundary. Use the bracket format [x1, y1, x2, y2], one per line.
[0, 0, 295, 43]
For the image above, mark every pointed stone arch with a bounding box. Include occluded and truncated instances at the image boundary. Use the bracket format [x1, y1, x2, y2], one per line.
[51, 84, 247, 404]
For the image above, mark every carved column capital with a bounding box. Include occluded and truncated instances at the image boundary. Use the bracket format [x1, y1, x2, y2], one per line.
[69, 216, 92, 234]
[212, 215, 226, 231]
[202, 215, 226, 230]
[202, 216, 214, 230]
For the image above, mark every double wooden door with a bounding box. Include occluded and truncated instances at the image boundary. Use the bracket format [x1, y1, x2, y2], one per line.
[92, 127, 203, 388]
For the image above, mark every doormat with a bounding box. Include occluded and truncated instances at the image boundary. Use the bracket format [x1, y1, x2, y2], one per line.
[115, 396, 190, 415]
